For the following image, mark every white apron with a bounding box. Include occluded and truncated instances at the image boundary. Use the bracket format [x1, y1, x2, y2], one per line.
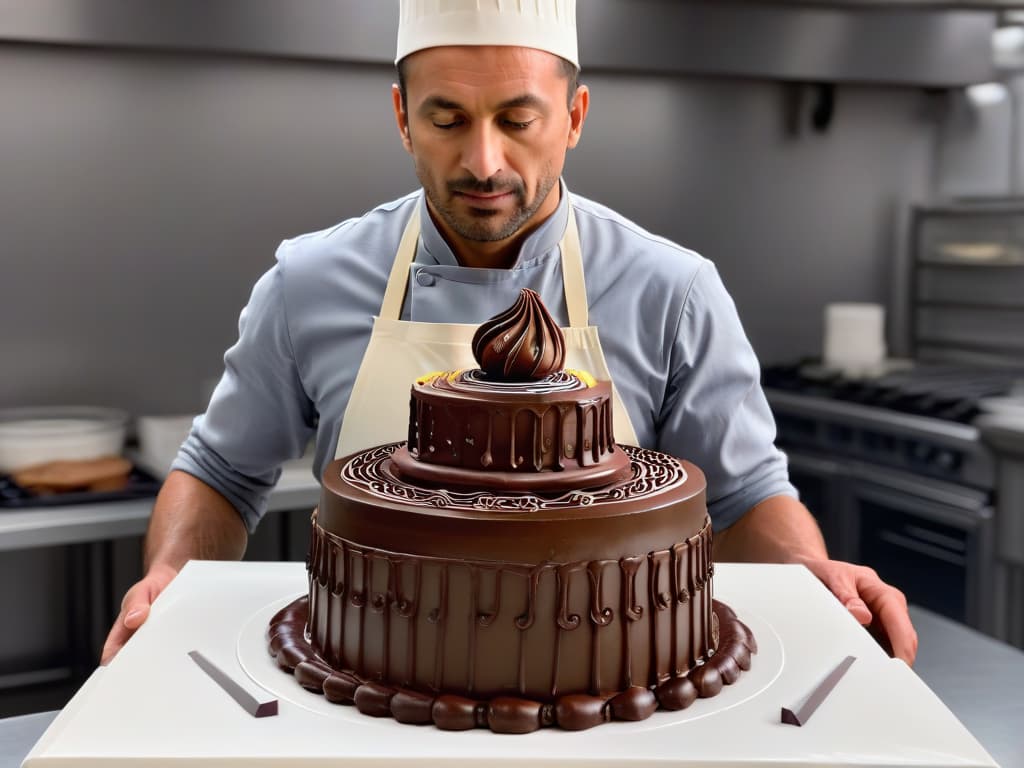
[335, 202, 639, 458]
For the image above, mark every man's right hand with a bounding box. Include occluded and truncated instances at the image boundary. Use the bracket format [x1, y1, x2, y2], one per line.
[98, 470, 249, 664]
[101, 562, 179, 664]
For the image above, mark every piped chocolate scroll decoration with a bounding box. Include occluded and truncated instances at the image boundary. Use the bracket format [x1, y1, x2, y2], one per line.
[472, 288, 565, 381]
[354, 443, 685, 511]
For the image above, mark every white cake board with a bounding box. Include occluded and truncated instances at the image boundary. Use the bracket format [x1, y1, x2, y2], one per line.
[23, 561, 998, 767]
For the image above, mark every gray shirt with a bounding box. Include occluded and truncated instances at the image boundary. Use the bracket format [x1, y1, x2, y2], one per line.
[172, 184, 797, 533]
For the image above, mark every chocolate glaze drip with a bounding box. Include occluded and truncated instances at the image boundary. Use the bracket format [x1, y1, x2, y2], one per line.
[429, 565, 448, 690]
[396, 378, 632, 493]
[268, 596, 756, 733]
[477, 568, 501, 628]
[556, 564, 582, 631]
[471, 288, 565, 381]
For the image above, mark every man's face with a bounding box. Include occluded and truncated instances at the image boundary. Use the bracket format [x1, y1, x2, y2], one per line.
[393, 46, 588, 258]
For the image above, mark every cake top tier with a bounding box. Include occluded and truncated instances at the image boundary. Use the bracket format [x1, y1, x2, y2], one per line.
[471, 288, 565, 381]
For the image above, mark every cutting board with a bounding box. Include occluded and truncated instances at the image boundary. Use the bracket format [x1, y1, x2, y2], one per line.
[23, 562, 997, 767]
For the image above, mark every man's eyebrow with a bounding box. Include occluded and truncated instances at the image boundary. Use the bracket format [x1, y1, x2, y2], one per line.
[418, 93, 549, 114]
[419, 95, 463, 114]
[495, 94, 548, 112]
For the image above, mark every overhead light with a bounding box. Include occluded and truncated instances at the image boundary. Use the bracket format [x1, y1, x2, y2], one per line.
[966, 82, 1009, 108]
[993, 25, 1024, 70]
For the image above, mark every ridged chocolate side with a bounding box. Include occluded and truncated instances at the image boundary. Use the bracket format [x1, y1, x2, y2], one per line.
[398, 377, 631, 492]
[306, 519, 715, 702]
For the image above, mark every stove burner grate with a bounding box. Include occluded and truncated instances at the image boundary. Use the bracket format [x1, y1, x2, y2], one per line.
[763, 362, 1024, 424]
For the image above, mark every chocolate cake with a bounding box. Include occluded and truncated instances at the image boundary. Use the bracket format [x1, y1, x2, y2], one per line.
[268, 289, 756, 733]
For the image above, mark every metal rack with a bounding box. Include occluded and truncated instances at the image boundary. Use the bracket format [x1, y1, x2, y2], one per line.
[909, 199, 1024, 367]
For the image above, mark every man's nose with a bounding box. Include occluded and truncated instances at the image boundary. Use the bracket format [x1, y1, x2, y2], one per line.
[461, 124, 504, 181]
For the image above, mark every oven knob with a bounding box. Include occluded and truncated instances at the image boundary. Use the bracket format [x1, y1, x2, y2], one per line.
[932, 449, 961, 473]
[907, 442, 932, 466]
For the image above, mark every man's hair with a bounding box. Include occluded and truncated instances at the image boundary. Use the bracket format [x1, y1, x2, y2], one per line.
[396, 55, 580, 116]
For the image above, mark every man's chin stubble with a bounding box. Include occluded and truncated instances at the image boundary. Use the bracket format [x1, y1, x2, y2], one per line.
[443, 206, 528, 243]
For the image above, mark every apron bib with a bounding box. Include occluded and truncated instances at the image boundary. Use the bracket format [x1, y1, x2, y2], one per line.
[335, 201, 638, 458]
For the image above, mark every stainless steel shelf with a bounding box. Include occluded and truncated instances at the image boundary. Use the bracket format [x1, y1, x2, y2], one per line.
[0, 473, 320, 552]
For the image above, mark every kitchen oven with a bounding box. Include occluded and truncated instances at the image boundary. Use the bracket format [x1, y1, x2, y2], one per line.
[765, 374, 998, 631]
[763, 199, 1024, 644]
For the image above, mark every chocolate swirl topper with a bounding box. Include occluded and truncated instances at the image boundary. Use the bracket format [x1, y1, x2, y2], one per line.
[471, 289, 566, 381]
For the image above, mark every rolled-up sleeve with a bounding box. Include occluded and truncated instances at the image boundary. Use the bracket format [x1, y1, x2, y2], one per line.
[171, 244, 316, 532]
[656, 262, 797, 531]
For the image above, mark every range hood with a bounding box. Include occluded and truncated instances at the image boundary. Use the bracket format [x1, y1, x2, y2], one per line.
[777, 1, 1020, 7]
[0, 0, 1008, 88]
[579, 1, 1003, 87]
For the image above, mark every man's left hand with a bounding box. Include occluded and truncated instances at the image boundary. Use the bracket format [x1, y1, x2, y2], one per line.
[796, 556, 918, 665]
[713, 495, 919, 666]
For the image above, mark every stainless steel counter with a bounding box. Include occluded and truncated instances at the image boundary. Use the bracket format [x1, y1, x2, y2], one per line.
[909, 605, 1024, 767]
[0, 711, 50, 768]
[1, 605, 1021, 768]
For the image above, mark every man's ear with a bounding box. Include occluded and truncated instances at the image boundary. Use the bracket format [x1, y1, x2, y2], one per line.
[392, 84, 413, 153]
[566, 84, 590, 150]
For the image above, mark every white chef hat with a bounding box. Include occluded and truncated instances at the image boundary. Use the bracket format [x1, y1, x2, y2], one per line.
[395, 0, 579, 69]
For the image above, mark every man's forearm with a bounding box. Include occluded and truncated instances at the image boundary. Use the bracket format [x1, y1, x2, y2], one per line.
[712, 494, 828, 564]
[143, 469, 248, 571]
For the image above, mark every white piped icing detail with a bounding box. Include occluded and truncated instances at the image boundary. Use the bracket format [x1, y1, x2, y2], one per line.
[341, 443, 687, 512]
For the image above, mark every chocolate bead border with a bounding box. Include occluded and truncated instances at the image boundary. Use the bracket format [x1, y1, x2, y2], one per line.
[267, 597, 757, 733]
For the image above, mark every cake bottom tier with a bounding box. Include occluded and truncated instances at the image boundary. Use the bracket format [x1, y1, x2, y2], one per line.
[268, 597, 757, 733]
[305, 517, 718, 700]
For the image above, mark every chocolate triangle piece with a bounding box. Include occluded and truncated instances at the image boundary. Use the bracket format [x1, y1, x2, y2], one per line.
[780, 655, 856, 727]
[188, 649, 279, 718]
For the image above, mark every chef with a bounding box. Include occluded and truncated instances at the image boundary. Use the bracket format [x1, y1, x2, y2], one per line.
[103, 0, 916, 665]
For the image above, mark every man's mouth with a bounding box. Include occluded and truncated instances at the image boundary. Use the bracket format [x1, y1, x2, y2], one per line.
[459, 190, 509, 198]
[455, 190, 514, 205]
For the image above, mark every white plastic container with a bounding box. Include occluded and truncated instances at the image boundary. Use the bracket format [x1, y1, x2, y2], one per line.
[0, 407, 129, 474]
[135, 414, 197, 477]
[823, 302, 887, 377]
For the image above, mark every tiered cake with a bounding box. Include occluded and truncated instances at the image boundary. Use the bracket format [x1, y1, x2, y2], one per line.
[268, 289, 756, 733]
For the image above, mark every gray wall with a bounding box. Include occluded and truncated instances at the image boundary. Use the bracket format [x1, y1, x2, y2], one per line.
[0, 43, 935, 417]
[936, 74, 1024, 198]
[0, 45, 415, 415]
[565, 74, 933, 364]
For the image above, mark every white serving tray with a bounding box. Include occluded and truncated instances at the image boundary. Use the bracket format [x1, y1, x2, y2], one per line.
[23, 561, 998, 767]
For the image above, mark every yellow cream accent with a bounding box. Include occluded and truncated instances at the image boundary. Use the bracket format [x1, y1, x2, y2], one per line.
[415, 371, 446, 385]
[446, 369, 465, 383]
[565, 368, 596, 387]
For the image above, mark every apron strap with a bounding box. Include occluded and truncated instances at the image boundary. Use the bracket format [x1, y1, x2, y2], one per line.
[379, 196, 588, 327]
[560, 204, 588, 328]
[379, 207, 422, 321]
